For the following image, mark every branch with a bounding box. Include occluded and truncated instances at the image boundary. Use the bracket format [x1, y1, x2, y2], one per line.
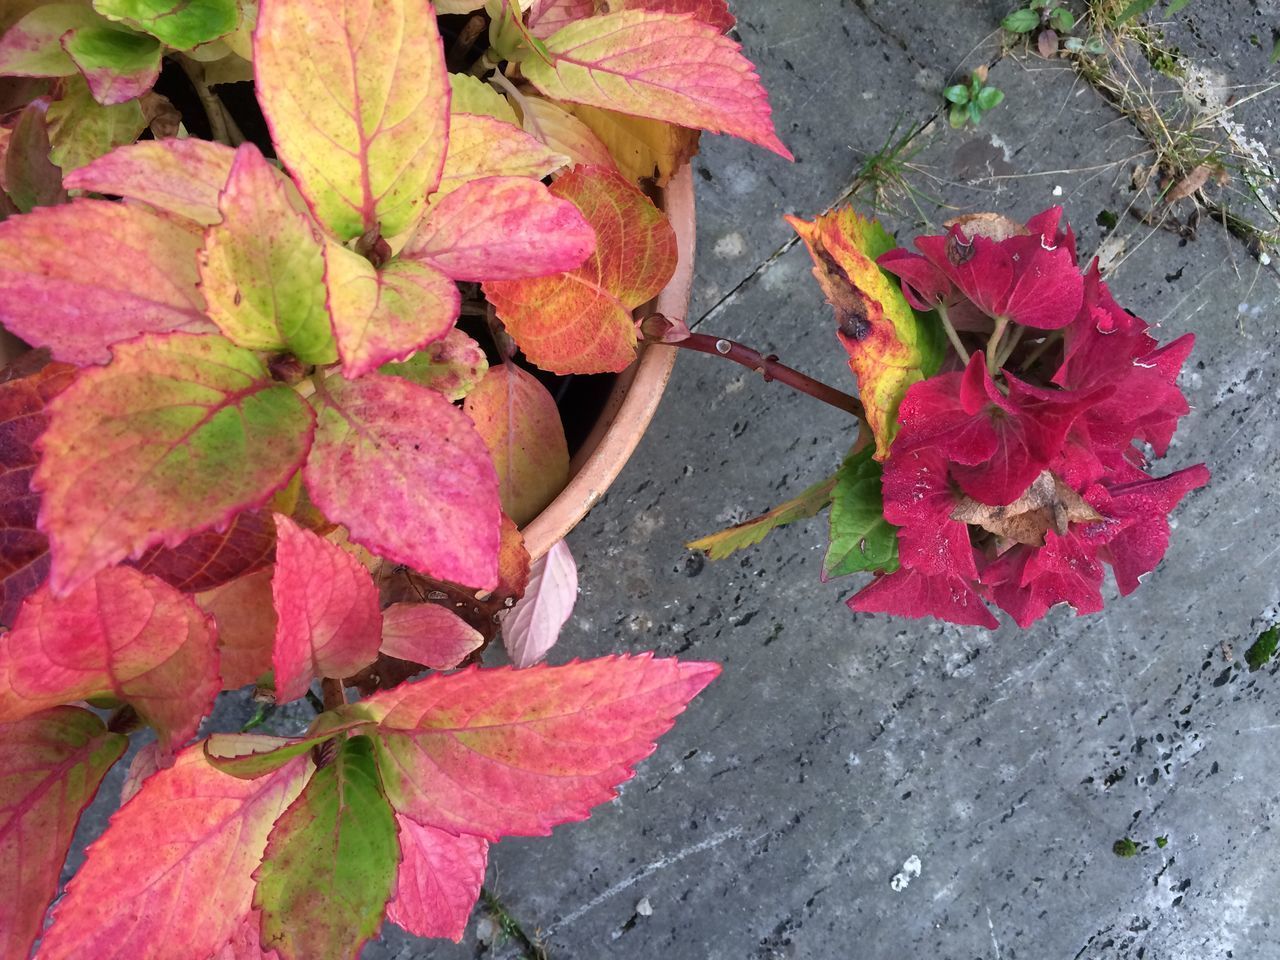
[658, 330, 866, 420]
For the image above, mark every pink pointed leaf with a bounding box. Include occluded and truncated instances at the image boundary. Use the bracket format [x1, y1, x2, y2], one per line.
[463, 363, 570, 525]
[34, 332, 315, 596]
[130, 508, 276, 593]
[325, 244, 461, 380]
[303, 373, 501, 590]
[36, 745, 312, 960]
[434, 113, 568, 200]
[63, 137, 236, 225]
[528, 0, 594, 37]
[0, 706, 127, 960]
[0, 200, 211, 364]
[254, 0, 450, 241]
[387, 815, 488, 942]
[0, 565, 221, 748]
[523, 10, 789, 158]
[624, 0, 735, 31]
[198, 567, 277, 689]
[271, 513, 383, 704]
[380, 602, 482, 670]
[199, 144, 336, 364]
[483, 164, 676, 374]
[404, 176, 594, 282]
[356, 654, 720, 839]
[0, 352, 77, 628]
[502, 539, 577, 668]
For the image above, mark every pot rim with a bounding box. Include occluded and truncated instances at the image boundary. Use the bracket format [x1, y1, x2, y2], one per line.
[519, 164, 694, 563]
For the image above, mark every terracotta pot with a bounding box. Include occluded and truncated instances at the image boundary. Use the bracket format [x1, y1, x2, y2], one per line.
[520, 165, 694, 563]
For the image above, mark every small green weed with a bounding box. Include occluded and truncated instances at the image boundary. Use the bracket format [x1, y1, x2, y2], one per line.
[1245, 625, 1279, 672]
[944, 67, 1004, 128]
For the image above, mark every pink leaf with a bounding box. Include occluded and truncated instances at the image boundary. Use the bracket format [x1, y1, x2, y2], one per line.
[528, 0, 595, 37]
[271, 514, 383, 703]
[0, 566, 221, 748]
[36, 746, 312, 960]
[523, 10, 790, 159]
[197, 567, 277, 690]
[387, 815, 488, 942]
[0, 707, 127, 960]
[357, 654, 720, 839]
[502, 539, 578, 668]
[380, 602, 482, 670]
[405, 175, 594, 282]
[625, 0, 735, 32]
[0, 200, 211, 364]
[63, 137, 236, 225]
[325, 245, 461, 380]
[303, 373, 501, 590]
[463, 362, 571, 525]
[34, 332, 315, 597]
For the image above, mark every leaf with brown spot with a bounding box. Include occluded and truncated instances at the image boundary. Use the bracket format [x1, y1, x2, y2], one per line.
[950, 470, 1102, 546]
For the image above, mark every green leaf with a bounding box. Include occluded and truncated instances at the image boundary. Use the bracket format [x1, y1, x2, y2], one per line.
[1048, 7, 1075, 31]
[254, 735, 399, 960]
[1001, 9, 1040, 32]
[35, 332, 315, 596]
[687, 474, 836, 561]
[0, 4, 107, 77]
[1246, 625, 1279, 672]
[943, 83, 970, 104]
[975, 85, 1005, 111]
[949, 102, 969, 128]
[1115, 0, 1157, 24]
[1167, 0, 1193, 12]
[46, 74, 145, 172]
[967, 100, 984, 124]
[61, 24, 162, 106]
[199, 144, 337, 364]
[823, 446, 899, 580]
[92, 0, 238, 50]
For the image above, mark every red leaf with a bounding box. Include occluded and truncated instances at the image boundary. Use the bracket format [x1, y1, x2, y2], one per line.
[130, 508, 276, 593]
[523, 10, 789, 159]
[37, 745, 312, 960]
[357, 654, 719, 839]
[271, 514, 383, 703]
[63, 137, 237, 225]
[502, 539, 578, 668]
[484, 165, 677, 374]
[198, 567, 277, 689]
[303, 373, 501, 590]
[404, 176, 595, 281]
[848, 568, 999, 629]
[380, 602, 482, 670]
[463, 362, 570, 526]
[387, 814, 488, 942]
[34, 332, 315, 597]
[0, 352, 76, 627]
[0, 566, 221, 748]
[624, 0, 735, 32]
[0, 200, 212, 365]
[0, 707, 126, 960]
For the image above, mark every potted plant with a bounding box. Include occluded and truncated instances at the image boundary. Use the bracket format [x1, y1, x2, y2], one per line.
[0, 0, 791, 957]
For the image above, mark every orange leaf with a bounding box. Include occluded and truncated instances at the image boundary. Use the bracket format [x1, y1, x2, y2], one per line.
[483, 164, 677, 374]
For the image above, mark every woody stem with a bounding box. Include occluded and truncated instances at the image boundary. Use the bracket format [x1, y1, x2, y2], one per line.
[321, 678, 347, 711]
[663, 332, 866, 420]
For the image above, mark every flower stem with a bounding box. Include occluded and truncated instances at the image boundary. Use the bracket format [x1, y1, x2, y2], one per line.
[1020, 329, 1064, 373]
[321, 678, 347, 711]
[178, 55, 239, 147]
[994, 323, 1026, 370]
[986, 315, 1010, 374]
[660, 331, 866, 420]
[937, 304, 970, 365]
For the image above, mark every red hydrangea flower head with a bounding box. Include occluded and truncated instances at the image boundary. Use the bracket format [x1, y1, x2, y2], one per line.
[851, 207, 1207, 629]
